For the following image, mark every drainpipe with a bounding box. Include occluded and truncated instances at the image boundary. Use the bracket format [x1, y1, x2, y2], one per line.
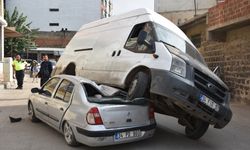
[194, 0, 197, 17]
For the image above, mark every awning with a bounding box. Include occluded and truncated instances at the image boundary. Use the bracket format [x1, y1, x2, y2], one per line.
[4, 27, 22, 38]
[30, 47, 64, 52]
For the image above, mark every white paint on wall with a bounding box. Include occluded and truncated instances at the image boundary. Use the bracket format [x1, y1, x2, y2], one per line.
[6, 0, 101, 31]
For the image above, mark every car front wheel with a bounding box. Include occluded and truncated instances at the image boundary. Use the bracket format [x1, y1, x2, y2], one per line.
[28, 102, 39, 122]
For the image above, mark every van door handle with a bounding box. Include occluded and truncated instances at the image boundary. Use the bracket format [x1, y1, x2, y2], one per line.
[111, 51, 116, 57]
[117, 50, 121, 56]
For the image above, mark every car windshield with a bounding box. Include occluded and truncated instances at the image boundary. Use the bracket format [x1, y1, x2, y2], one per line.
[154, 23, 206, 64]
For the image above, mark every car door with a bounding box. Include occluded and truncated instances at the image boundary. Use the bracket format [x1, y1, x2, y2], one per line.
[108, 22, 157, 86]
[34, 77, 61, 122]
[47, 79, 75, 129]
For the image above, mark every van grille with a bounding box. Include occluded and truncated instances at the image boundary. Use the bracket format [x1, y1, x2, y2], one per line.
[194, 68, 226, 103]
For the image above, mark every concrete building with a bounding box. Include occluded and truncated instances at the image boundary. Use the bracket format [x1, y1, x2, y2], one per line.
[5, 0, 103, 61]
[112, 0, 154, 15]
[155, 0, 222, 25]
[101, 0, 112, 18]
[5, 0, 101, 31]
[179, 0, 250, 104]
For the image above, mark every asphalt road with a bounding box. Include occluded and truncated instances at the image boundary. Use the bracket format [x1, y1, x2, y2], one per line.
[0, 103, 250, 150]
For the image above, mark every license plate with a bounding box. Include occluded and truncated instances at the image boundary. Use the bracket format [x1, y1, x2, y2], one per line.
[114, 130, 141, 141]
[199, 95, 219, 112]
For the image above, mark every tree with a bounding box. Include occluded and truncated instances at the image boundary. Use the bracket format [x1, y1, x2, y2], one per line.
[4, 7, 38, 57]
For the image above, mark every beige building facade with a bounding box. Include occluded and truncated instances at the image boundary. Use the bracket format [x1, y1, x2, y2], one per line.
[155, 0, 222, 25]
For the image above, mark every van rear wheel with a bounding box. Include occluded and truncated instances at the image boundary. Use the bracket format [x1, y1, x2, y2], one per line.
[127, 71, 149, 100]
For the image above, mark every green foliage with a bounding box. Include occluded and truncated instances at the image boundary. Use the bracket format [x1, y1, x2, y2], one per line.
[4, 7, 38, 57]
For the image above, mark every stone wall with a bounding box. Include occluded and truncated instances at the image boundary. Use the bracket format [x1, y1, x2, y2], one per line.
[199, 25, 250, 104]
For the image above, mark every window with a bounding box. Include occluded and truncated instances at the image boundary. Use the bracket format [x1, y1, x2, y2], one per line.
[54, 80, 74, 103]
[155, 24, 206, 65]
[42, 78, 60, 97]
[124, 22, 156, 53]
[49, 23, 59, 26]
[49, 8, 59, 12]
[82, 83, 103, 97]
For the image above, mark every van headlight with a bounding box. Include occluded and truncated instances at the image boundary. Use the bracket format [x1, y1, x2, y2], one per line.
[170, 54, 186, 77]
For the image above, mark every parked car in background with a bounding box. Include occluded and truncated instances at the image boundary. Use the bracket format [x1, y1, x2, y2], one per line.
[28, 75, 156, 147]
[53, 8, 232, 140]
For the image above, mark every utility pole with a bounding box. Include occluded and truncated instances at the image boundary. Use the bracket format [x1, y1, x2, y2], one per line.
[194, 0, 197, 17]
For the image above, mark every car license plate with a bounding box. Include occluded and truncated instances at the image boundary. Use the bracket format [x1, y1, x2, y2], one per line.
[114, 130, 141, 141]
[199, 95, 219, 112]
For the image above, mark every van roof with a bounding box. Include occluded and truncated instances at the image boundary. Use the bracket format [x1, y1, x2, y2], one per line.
[79, 8, 152, 31]
[79, 8, 195, 48]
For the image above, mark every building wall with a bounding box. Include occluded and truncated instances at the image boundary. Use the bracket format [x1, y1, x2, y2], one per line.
[155, 0, 217, 12]
[208, 0, 250, 28]
[160, 9, 208, 25]
[199, 25, 250, 104]
[5, 0, 101, 31]
[34, 31, 76, 48]
[156, 0, 217, 25]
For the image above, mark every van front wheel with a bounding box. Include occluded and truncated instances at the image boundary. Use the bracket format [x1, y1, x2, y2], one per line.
[127, 71, 149, 100]
[185, 118, 209, 140]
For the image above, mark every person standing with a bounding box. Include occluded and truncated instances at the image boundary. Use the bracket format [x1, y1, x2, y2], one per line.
[12, 54, 27, 89]
[31, 60, 39, 83]
[37, 55, 53, 86]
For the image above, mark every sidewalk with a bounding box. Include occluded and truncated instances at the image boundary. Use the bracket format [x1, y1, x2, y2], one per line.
[0, 75, 39, 106]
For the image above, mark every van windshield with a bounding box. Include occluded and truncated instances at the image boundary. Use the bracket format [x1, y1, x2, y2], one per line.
[154, 24, 206, 65]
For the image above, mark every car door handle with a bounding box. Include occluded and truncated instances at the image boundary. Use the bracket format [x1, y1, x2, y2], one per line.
[45, 102, 48, 105]
[117, 50, 121, 56]
[111, 51, 116, 57]
[59, 107, 64, 111]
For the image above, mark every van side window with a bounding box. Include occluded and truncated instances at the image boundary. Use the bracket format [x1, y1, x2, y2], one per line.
[124, 22, 156, 53]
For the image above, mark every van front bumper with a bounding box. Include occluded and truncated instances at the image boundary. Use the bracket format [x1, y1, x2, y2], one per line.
[150, 68, 232, 129]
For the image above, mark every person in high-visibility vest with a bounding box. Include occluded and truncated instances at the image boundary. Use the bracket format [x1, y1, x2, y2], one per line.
[12, 55, 27, 89]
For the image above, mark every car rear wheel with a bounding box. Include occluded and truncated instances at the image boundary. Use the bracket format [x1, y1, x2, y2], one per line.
[28, 102, 39, 122]
[185, 118, 209, 140]
[63, 121, 79, 146]
[127, 71, 149, 100]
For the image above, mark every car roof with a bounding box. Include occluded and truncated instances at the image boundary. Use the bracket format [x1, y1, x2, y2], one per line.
[53, 75, 95, 85]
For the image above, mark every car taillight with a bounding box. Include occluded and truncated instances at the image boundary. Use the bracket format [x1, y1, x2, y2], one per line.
[149, 103, 155, 120]
[86, 107, 103, 125]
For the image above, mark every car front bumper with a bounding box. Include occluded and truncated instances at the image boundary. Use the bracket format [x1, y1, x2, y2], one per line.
[150, 68, 232, 129]
[74, 123, 156, 147]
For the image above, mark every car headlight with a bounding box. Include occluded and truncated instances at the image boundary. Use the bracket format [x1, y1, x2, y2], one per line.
[170, 54, 186, 77]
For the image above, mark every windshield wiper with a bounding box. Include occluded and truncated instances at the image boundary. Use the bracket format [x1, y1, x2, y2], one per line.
[159, 40, 179, 50]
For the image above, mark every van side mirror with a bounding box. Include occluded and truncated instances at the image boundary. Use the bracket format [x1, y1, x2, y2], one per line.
[31, 88, 40, 93]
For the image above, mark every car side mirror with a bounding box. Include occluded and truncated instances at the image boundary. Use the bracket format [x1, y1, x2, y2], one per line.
[31, 88, 40, 93]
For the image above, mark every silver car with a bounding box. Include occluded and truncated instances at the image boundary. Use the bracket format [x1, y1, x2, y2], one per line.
[28, 75, 156, 147]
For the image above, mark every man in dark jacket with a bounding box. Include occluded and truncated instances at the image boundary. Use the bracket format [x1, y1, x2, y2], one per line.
[38, 55, 53, 87]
